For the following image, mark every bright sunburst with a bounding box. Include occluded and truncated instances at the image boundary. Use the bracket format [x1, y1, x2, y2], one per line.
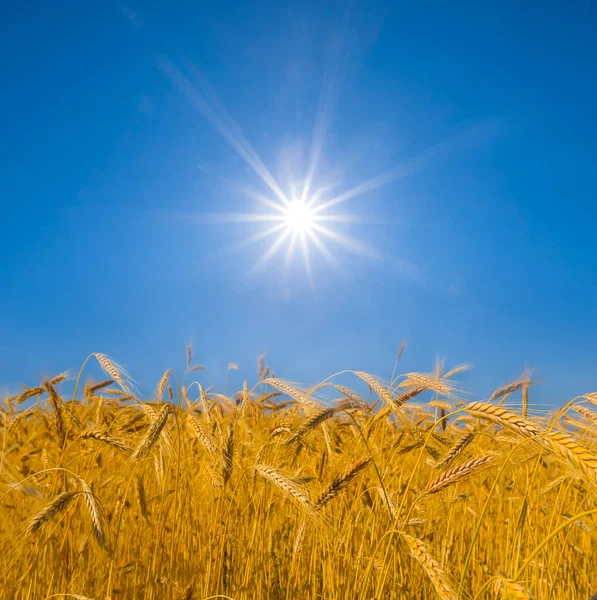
[235, 181, 366, 279]
[283, 200, 315, 234]
[160, 54, 493, 282]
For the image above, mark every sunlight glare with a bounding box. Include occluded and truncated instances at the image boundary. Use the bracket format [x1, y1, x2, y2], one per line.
[284, 200, 315, 234]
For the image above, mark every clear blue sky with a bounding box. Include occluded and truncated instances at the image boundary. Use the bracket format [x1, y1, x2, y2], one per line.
[1, 1, 596, 403]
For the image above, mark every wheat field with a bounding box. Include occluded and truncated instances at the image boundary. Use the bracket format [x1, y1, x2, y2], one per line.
[1, 354, 596, 599]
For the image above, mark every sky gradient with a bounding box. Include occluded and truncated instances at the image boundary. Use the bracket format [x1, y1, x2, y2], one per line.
[1, 1, 596, 403]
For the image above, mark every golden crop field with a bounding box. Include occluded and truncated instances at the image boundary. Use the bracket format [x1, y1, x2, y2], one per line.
[1, 354, 596, 599]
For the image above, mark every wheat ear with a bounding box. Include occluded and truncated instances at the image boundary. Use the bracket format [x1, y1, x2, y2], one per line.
[465, 402, 540, 437]
[316, 458, 372, 509]
[222, 426, 235, 486]
[284, 407, 337, 445]
[402, 533, 458, 600]
[186, 414, 218, 455]
[12, 386, 45, 406]
[93, 353, 137, 401]
[334, 385, 370, 412]
[76, 476, 106, 547]
[575, 405, 597, 428]
[131, 404, 171, 461]
[256, 464, 313, 510]
[80, 430, 132, 453]
[26, 491, 78, 536]
[542, 431, 597, 486]
[424, 456, 492, 495]
[263, 378, 321, 411]
[154, 369, 172, 401]
[436, 431, 476, 469]
[399, 372, 457, 398]
[353, 372, 394, 407]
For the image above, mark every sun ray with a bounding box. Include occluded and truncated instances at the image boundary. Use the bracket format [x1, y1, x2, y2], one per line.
[299, 231, 313, 283]
[238, 186, 287, 214]
[215, 223, 288, 259]
[305, 183, 339, 209]
[312, 120, 501, 214]
[306, 229, 342, 272]
[314, 214, 372, 223]
[158, 56, 290, 207]
[311, 222, 379, 259]
[249, 192, 288, 214]
[284, 231, 298, 270]
[245, 228, 293, 277]
[187, 213, 286, 224]
[301, 8, 352, 205]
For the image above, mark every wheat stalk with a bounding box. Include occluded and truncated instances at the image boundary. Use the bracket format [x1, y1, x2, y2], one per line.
[198, 384, 211, 423]
[394, 386, 428, 408]
[489, 372, 532, 402]
[444, 363, 472, 378]
[86, 379, 115, 396]
[136, 475, 149, 521]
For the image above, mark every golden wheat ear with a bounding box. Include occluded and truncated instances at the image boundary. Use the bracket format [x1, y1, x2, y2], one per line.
[75, 476, 107, 548]
[93, 353, 138, 401]
[130, 403, 171, 461]
[423, 455, 492, 495]
[222, 425, 235, 486]
[255, 464, 313, 511]
[316, 458, 372, 509]
[262, 378, 322, 411]
[154, 368, 172, 401]
[465, 401, 541, 438]
[333, 384, 370, 412]
[436, 431, 476, 469]
[401, 533, 458, 600]
[25, 491, 79, 537]
[353, 372, 395, 407]
[284, 407, 338, 446]
[79, 429, 132, 453]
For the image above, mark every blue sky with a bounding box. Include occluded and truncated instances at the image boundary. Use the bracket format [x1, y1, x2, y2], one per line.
[1, 1, 596, 404]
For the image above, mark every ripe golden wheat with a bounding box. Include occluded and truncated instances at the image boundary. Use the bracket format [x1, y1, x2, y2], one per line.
[1, 358, 596, 599]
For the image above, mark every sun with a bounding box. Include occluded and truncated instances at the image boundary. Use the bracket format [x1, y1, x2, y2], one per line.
[161, 53, 489, 283]
[159, 58, 387, 280]
[283, 200, 316, 234]
[226, 180, 372, 280]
